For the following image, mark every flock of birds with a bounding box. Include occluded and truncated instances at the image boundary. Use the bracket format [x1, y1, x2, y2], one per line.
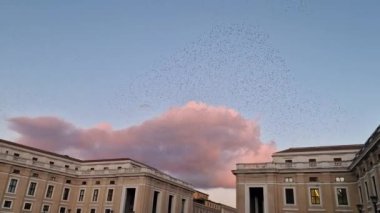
[108, 24, 345, 142]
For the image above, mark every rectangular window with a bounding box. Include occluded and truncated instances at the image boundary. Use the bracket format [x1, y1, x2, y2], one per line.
[181, 199, 186, 213]
[92, 189, 99, 202]
[59, 207, 66, 213]
[90, 208, 96, 213]
[62, 188, 70, 201]
[336, 188, 348, 206]
[365, 182, 370, 199]
[152, 191, 160, 213]
[285, 160, 293, 167]
[7, 178, 18, 193]
[23, 202, 32, 211]
[107, 189, 114, 202]
[42, 205, 50, 212]
[3, 200, 12, 208]
[168, 195, 174, 213]
[334, 158, 342, 166]
[309, 159, 317, 167]
[78, 189, 85, 202]
[27, 182, 37, 196]
[359, 186, 364, 203]
[76, 209, 82, 213]
[105, 209, 112, 213]
[46, 185, 54, 198]
[309, 177, 318, 182]
[335, 177, 345, 182]
[310, 188, 321, 205]
[285, 188, 295, 204]
[125, 188, 136, 212]
[372, 176, 378, 197]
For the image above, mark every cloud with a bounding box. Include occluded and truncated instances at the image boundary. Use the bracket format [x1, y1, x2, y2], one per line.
[8, 101, 275, 188]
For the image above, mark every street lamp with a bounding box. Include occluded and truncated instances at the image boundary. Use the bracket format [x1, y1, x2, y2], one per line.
[370, 195, 378, 213]
[356, 204, 363, 213]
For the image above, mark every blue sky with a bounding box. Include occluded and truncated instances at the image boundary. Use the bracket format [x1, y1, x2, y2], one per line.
[1, 0, 380, 206]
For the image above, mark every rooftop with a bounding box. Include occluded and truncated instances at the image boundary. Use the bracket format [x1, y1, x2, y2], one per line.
[275, 144, 363, 154]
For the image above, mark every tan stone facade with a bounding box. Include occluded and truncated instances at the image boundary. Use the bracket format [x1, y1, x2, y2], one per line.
[233, 125, 380, 213]
[0, 139, 194, 213]
[193, 191, 236, 213]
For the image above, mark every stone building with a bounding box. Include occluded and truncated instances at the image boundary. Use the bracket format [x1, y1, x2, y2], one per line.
[233, 125, 380, 213]
[193, 191, 236, 213]
[0, 139, 194, 213]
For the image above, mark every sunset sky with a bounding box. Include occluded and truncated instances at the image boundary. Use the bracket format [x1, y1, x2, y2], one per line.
[1, 0, 380, 206]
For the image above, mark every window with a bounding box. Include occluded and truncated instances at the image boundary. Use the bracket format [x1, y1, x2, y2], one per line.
[82, 181, 87, 185]
[95, 180, 100, 185]
[65, 165, 69, 168]
[107, 189, 114, 202]
[372, 176, 378, 196]
[76, 208, 82, 213]
[365, 182, 370, 199]
[309, 177, 318, 182]
[32, 157, 38, 161]
[181, 199, 186, 213]
[14, 153, 20, 157]
[23, 202, 32, 211]
[105, 209, 112, 213]
[285, 177, 294, 183]
[91, 168, 95, 170]
[49, 161, 54, 165]
[32, 173, 39, 178]
[46, 185, 54, 198]
[336, 188, 348, 206]
[335, 177, 345, 182]
[168, 195, 174, 213]
[7, 178, 18, 193]
[90, 208, 96, 213]
[59, 207, 66, 213]
[42, 205, 50, 212]
[12, 169, 20, 174]
[104, 167, 108, 170]
[66, 180, 71, 184]
[309, 159, 317, 167]
[62, 188, 70, 200]
[110, 180, 115, 185]
[359, 186, 364, 203]
[78, 189, 85, 202]
[118, 166, 122, 169]
[285, 188, 295, 205]
[334, 158, 342, 166]
[152, 191, 160, 213]
[27, 182, 37, 196]
[2, 200, 12, 208]
[92, 189, 99, 202]
[285, 160, 293, 167]
[310, 188, 321, 205]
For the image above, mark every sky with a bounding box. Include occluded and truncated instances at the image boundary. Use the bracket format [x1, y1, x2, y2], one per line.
[1, 0, 380, 207]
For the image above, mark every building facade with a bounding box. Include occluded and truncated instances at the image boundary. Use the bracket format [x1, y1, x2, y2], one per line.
[0, 139, 194, 213]
[233, 125, 380, 213]
[193, 191, 236, 213]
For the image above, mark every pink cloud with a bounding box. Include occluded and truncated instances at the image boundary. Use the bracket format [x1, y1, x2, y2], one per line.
[8, 101, 276, 188]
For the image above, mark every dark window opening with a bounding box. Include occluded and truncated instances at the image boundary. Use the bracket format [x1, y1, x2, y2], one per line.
[124, 188, 136, 213]
[285, 188, 295, 204]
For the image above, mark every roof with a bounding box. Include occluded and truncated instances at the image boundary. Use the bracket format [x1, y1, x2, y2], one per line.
[0, 138, 134, 163]
[275, 144, 364, 154]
